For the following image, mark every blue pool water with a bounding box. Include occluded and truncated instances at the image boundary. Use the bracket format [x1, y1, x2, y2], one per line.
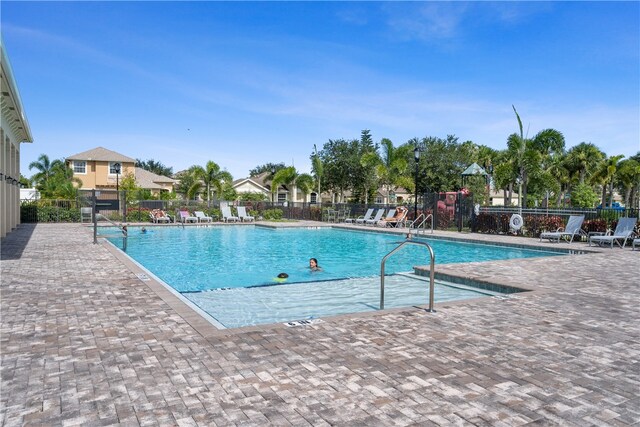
[107, 226, 562, 293]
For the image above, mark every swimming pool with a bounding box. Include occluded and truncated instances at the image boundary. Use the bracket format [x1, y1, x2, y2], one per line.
[109, 226, 562, 292]
[104, 225, 560, 328]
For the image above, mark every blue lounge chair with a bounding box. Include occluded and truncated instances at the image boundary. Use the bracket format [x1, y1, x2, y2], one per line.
[365, 209, 386, 226]
[352, 208, 375, 225]
[589, 217, 637, 248]
[539, 215, 586, 243]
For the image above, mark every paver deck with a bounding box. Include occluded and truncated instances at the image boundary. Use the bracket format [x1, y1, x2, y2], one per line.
[1, 223, 639, 426]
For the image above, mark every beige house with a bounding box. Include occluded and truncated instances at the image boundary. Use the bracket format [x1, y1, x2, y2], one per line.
[232, 172, 411, 205]
[66, 147, 175, 196]
[232, 172, 321, 204]
[1, 39, 34, 238]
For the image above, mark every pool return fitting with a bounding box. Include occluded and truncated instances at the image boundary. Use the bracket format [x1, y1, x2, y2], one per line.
[380, 234, 436, 312]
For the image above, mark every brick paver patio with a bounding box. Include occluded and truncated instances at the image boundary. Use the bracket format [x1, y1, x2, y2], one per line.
[1, 223, 639, 426]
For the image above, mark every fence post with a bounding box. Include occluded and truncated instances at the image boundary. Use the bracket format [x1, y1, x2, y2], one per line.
[93, 190, 97, 244]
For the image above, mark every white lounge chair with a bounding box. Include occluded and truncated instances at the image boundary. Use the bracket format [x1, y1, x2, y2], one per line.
[378, 207, 408, 228]
[376, 209, 396, 227]
[365, 209, 386, 226]
[221, 206, 239, 223]
[150, 209, 172, 223]
[540, 215, 586, 243]
[589, 217, 637, 248]
[194, 211, 212, 223]
[351, 208, 374, 224]
[237, 206, 254, 222]
[176, 210, 198, 223]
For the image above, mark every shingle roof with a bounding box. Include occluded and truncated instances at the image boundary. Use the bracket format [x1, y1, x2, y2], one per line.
[66, 147, 136, 163]
[135, 167, 175, 190]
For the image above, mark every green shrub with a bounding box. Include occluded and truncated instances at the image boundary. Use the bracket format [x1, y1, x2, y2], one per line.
[126, 207, 152, 222]
[20, 201, 81, 223]
[262, 208, 283, 220]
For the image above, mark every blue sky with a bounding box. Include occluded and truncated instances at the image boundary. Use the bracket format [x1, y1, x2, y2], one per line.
[3, 1, 639, 179]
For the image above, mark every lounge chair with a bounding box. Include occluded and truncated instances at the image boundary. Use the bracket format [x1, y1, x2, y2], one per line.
[632, 238, 640, 251]
[150, 209, 171, 223]
[539, 215, 586, 243]
[221, 206, 239, 223]
[194, 211, 213, 223]
[589, 217, 637, 248]
[350, 208, 374, 224]
[176, 210, 198, 223]
[237, 206, 255, 222]
[378, 207, 408, 228]
[365, 209, 386, 226]
[375, 209, 396, 227]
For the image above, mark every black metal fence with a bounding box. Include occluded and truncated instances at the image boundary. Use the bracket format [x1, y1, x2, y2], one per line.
[20, 191, 639, 238]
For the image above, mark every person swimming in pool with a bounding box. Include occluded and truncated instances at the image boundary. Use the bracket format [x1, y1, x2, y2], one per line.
[274, 272, 289, 283]
[309, 258, 322, 272]
[141, 227, 147, 234]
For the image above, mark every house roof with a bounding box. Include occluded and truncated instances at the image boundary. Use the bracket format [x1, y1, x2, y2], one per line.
[135, 167, 175, 190]
[232, 177, 270, 193]
[66, 147, 136, 163]
[462, 162, 487, 176]
[1, 37, 33, 143]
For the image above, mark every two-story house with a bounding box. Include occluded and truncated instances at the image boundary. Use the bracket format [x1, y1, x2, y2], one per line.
[66, 147, 175, 196]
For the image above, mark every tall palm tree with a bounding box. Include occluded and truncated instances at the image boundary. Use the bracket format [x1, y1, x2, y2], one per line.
[615, 157, 640, 207]
[28, 154, 65, 189]
[565, 142, 605, 184]
[312, 144, 323, 204]
[272, 166, 314, 203]
[190, 161, 233, 206]
[377, 138, 409, 203]
[591, 155, 625, 207]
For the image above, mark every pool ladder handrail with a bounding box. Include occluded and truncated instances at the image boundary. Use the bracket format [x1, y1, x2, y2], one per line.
[380, 234, 435, 312]
[93, 213, 128, 249]
[410, 213, 433, 235]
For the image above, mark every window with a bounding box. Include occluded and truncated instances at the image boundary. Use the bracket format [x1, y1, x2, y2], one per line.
[310, 193, 317, 204]
[109, 162, 122, 175]
[375, 196, 383, 204]
[73, 161, 86, 174]
[277, 193, 287, 203]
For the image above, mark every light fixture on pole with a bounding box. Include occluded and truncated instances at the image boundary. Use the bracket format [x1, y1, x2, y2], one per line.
[270, 166, 276, 204]
[113, 162, 121, 213]
[413, 146, 420, 222]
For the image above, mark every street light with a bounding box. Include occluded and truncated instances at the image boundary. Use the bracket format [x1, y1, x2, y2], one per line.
[413, 146, 420, 222]
[270, 166, 276, 205]
[113, 162, 121, 214]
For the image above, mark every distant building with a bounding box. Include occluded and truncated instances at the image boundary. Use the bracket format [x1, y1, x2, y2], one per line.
[1, 39, 34, 238]
[66, 147, 175, 196]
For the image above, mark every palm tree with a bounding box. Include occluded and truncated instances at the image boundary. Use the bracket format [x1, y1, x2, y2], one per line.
[591, 155, 625, 207]
[270, 166, 316, 203]
[311, 144, 323, 204]
[377, 138, 409, 204]
[565, 142, 605, 184]
[615, 157, 640, 207]
[29, 154, 64, 189]
[190, 161, 233, 206]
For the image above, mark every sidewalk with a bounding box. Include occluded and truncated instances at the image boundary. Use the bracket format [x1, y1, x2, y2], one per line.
[2, 223, 638, 426]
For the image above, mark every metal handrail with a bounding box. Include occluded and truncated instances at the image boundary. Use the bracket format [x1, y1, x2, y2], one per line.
[380, 235, 436, 312]
[411, 213, 433, 234]
[93, 213, 128, 249]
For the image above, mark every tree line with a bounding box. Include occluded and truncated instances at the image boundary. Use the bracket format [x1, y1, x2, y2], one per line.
[24, 107, 640, 208]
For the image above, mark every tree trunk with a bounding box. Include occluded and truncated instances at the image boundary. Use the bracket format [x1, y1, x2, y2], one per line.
[608, 181, 614, 207]
[601, 185, 607, 207]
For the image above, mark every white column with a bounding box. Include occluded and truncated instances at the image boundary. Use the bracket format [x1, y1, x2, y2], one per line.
[1, 134, 5, 238]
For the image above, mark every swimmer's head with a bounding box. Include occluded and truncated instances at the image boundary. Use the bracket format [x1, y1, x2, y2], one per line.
[277, 273, 288, 279]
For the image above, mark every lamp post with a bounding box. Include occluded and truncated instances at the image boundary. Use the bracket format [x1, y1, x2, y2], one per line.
[413, 146, 420, 222]
[270, 166, 276, 205]
[113, 162, 121, 215]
